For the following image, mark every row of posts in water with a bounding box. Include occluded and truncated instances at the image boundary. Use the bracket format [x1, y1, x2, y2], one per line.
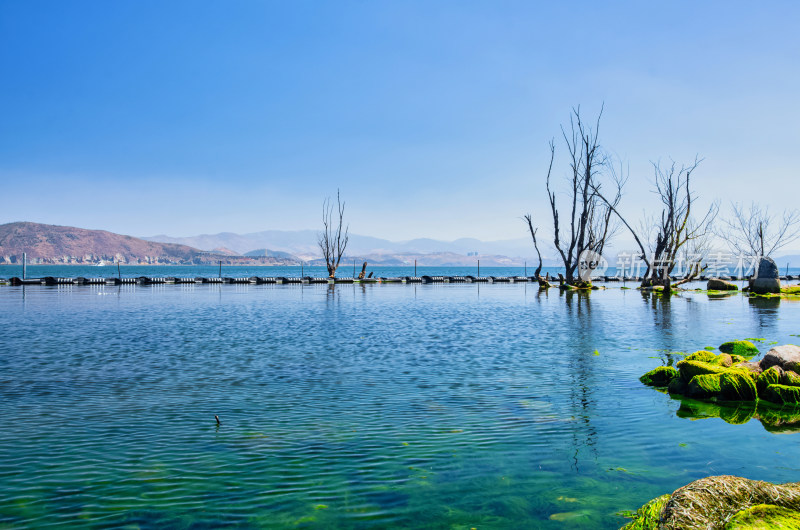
[6, 274, 799, 286]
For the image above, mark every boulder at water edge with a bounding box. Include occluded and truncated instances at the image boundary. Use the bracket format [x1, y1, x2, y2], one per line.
[621, 475, 800, 529]
[761, 344, 800, 371]
[750, 256, 781, 294]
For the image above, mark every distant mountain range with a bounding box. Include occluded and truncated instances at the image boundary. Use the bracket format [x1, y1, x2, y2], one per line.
[6, 222, 800, 269]
[0, 222, 548, 267]
[143, 229, 544, 263]
[0, 222, 297, 265]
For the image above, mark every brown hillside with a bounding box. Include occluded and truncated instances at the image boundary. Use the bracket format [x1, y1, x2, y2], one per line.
[0, 222, 201, 262]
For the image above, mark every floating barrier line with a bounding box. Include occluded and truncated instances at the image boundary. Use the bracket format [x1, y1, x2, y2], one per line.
[3, 275, 776, 287]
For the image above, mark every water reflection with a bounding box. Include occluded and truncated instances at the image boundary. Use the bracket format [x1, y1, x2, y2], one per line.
[748, 296, 781, 332]
[673, 395, 800, 433]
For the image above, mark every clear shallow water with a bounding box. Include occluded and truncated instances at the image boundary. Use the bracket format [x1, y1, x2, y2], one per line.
[1, 283, 800, 528]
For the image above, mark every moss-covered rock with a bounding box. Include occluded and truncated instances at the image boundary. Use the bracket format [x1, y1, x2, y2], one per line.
[640, 366, 678, 386]
[668, 376, 687, 395]
[687, 373, 722, 399]
[731, 354, 748, 364]
[720, 371, 758, 401]
[763, 384, 800, 406]
[682, 350, 735, 366]
[719, 340, 760, 356]
[707, 278, 739, 291]
[620, 494, 670, 529]
[757, 366, 785, 395]
[660, 475, 800, 530]
[782, 371, 800, 387]
[683, 350, 717, 363]
[677, 360, 728, 382]
[725, 503, 800, 529]
[735, 361, 764, 376]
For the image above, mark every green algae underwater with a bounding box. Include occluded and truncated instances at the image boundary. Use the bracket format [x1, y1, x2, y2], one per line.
[3, 284, 800, 528]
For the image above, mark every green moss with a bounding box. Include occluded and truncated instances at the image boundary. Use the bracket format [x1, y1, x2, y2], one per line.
[781, 286, 800, 296]
[757, 366, 784, 395]
[687, 373, 722, 399]
[677, 359, 728, 383]
[763, 384, 800, 406]
[620, 494, 670, 530]
[783, 371, 800, 387]
[640, 366, 678, 387]
[730, 354, 747, 364]
[704, 346, 716, 351]
[684, 350, 717, 363]
[725, 503, 800, 529]
[719, 340, 760, 356]
[719, 371, 758, 401]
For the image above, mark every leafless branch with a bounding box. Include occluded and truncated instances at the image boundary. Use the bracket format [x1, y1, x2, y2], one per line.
[317, 189, 349, 278]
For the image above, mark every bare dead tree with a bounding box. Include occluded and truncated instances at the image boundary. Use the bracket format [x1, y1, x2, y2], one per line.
[594, 158, 717, 292]
[318, 190, 349, 278]
[544, 106, 623, 285]
[524, 214, 546, 285]
[717, 202, 800, 259]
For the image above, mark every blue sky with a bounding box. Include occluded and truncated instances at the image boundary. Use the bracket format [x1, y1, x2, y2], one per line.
[1, 1, 798, 245]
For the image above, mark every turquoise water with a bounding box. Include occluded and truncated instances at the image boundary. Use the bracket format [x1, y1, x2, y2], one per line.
[2, 282, 800, 528]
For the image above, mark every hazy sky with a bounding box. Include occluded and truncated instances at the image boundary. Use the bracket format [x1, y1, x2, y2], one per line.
[1, 1, 798, 246]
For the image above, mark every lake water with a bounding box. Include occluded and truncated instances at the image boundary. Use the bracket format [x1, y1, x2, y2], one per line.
[2, 279, 800, 528]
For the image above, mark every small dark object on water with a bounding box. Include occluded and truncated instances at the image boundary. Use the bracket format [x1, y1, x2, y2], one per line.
[215, 415, 220, 426]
